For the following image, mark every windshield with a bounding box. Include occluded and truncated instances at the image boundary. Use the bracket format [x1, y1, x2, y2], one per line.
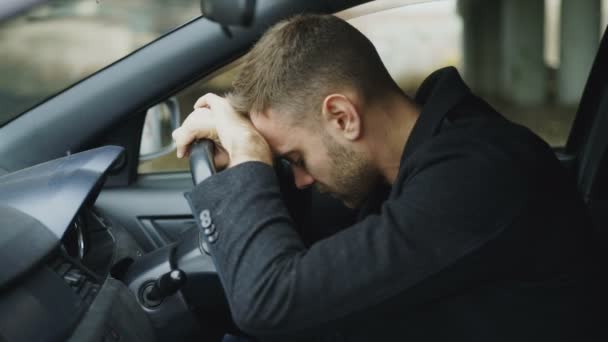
[0, 0, 200, 126]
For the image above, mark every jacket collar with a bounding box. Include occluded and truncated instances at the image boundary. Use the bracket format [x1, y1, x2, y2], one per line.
[357, 67, 471, 217]
[400, 67, 471, 162]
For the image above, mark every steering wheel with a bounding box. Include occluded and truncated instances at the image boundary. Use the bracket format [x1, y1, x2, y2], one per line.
[189, 139, 217, 185]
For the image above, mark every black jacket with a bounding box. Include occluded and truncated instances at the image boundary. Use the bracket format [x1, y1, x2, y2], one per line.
[187, 67, 604, 341]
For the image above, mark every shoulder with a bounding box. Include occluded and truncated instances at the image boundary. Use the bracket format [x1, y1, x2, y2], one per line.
[401, 115, 556, 185]
[392, 117, 564, 225]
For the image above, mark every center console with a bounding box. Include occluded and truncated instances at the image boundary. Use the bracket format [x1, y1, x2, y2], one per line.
[120, 227, 232, 341]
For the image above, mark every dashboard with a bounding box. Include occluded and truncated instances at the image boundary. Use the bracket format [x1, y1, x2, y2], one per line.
[0, 146, 155, 342]
[62, 212, 87, 261]
[0, 146, 227, 342]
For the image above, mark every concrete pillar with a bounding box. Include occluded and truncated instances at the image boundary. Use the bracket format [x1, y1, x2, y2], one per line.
[458, 0, 502, 97]
[501, 0, 547, 105]
[557, 0, 601, 105]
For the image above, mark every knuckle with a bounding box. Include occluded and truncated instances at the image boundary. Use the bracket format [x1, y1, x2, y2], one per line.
[172, 129, 184, 141]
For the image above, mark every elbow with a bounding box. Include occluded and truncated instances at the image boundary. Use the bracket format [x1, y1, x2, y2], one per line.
[228, 255, 305, 335]
[229, 301, 257, 333]
[231, 310, 262, 336]
[230, 299, 288, 336]
[229, 280, 297, 336]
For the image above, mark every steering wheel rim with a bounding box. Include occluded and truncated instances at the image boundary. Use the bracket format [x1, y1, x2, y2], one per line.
[189, 139, 216, 185]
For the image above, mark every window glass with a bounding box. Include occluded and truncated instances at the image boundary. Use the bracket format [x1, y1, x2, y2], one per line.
[346, 1, 463, 97]
[0, 0, 200, 126]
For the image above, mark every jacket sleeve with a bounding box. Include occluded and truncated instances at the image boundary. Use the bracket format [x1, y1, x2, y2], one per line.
[186, 140, 528, 337]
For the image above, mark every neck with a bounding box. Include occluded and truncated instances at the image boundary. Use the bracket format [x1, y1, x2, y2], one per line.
[367, 92, 420, 184]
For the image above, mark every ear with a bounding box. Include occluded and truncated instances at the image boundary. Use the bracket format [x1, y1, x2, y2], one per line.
[321, 94, 362, 141]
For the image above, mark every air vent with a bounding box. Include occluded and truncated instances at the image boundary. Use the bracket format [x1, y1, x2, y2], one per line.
[49, 254, 100, 306]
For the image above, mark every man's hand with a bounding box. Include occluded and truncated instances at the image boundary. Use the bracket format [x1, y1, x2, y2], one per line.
[172, 93, 273, 169]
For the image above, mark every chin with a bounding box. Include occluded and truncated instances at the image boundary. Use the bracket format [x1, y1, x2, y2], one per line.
[343, 201, 357, 209]
[318, 186, 363, 209]
[341, 197, 363, 209]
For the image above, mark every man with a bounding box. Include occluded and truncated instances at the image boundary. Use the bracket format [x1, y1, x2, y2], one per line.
[172, 14, 603, 341]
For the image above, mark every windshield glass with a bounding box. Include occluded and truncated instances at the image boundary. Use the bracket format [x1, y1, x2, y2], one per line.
[0, 0, 200, 126]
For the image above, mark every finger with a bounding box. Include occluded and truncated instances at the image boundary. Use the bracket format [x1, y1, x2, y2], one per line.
[174, 107, 217, 158]
[172, 127, 196, 158]
[194, 93, 222, 109]
[172, 128, 186, 158]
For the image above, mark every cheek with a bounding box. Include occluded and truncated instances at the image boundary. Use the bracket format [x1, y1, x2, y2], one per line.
[305, 147, 334, 182]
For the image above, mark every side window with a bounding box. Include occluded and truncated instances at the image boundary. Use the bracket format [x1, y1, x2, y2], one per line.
[344, 0, 608, 147]
[0, 0, 200, 127]
[137, 62, 242, 173]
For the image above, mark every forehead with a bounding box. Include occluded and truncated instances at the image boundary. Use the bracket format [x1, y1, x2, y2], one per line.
[250, 110, 308, 156]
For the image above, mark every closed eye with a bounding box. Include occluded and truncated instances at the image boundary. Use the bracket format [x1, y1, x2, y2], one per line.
[282, 155, 305, 170]
[293, 158, 305, 168]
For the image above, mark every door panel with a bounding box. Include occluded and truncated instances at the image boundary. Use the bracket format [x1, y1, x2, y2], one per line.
[139, 217, 197, 246]
[95, 172, 195, 252]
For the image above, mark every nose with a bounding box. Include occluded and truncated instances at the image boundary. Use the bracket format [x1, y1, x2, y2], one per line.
[292, 166, 315, 189]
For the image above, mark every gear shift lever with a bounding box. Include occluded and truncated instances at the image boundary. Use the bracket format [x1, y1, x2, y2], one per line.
[141, 269, 187, 307]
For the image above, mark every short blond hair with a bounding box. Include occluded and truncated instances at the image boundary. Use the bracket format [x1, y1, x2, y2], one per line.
[229, 14, 400, 120]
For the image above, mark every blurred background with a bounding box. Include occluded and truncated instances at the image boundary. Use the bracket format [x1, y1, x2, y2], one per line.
[0, 0, 607, 172]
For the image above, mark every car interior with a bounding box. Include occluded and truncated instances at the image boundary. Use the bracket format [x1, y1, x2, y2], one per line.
[0, 0, 606, 341]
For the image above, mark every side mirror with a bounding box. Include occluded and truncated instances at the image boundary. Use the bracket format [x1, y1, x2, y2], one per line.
[139, 98, 181, 161]
[200, 0, 256, 27]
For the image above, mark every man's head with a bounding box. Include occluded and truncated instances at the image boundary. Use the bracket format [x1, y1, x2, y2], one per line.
[229, 14, 411, 208]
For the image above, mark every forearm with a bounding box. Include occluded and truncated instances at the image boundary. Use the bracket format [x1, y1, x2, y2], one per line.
[187, 162, 371, 337]
[187, 162, 307, 334]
